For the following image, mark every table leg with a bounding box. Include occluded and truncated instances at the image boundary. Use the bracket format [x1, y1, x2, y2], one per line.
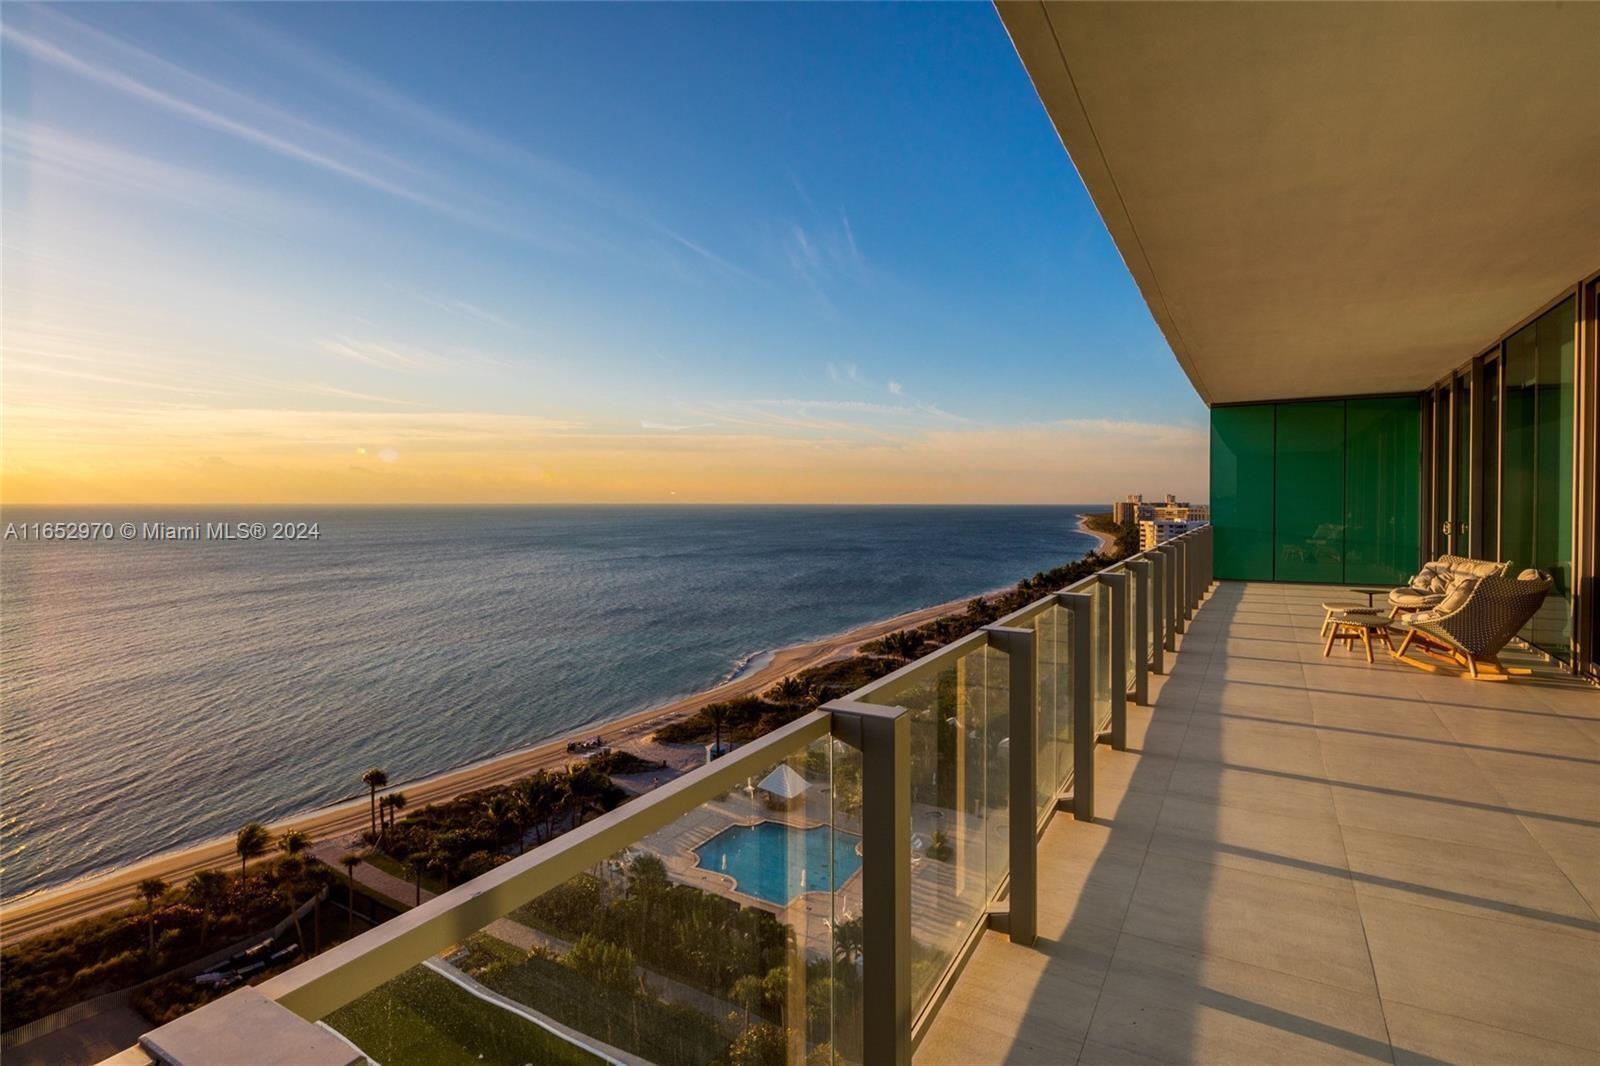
[1323, 625, 1338, 657]
[1360, 628, 1373, 663]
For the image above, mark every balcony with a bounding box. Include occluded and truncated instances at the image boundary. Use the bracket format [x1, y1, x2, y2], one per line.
[921, 581, 1600, 1064]
[110, 527, 1600, 1064]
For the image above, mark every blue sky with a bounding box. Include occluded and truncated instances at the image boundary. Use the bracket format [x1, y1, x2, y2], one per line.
[2, 2, 1207, 504]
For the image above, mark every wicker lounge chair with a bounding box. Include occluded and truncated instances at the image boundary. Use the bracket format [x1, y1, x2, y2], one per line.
[1391, 569, 1553, 680]
[1386, 555, 1512, 616]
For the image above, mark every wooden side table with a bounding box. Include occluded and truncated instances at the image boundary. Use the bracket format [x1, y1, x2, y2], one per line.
[1324, 611, 1396, 663]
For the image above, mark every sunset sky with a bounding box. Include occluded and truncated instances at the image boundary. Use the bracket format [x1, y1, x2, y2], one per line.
[1, 3, 1207, 505]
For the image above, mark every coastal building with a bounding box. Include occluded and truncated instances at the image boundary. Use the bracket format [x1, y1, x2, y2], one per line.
[103, 6, 1600, 1066]
[1137, 518, 1195, 551]
[1113, 493, 1209, 527]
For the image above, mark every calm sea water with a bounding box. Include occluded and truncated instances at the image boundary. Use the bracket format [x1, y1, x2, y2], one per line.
[0, 506, 1099, 899]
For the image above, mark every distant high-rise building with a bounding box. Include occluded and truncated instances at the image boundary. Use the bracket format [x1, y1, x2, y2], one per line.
[1139, 518, 1198, 550]
[1114, 493, 1208, 527]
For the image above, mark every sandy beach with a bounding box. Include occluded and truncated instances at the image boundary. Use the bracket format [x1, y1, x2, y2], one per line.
[1079, 513, 1118, 553]
[0, 583, 999, 945]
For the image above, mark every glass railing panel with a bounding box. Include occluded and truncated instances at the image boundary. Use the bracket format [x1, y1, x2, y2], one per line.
[1146, 560, 1159, 661]
[1024, 602, 1073, 820]
[857, 638, 1007, 1018]
[1125, 569, 1140, 686]
[1092, 581, 1112, 731]
[321, 733, 860, 1065]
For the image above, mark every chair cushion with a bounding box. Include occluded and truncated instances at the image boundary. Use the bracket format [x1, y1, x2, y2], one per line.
[1446, 557, 1512, 579]
[1435, 575, 1479, 615]
[1389, 586, 1442, 608]
[1515, 568, 1547, 582]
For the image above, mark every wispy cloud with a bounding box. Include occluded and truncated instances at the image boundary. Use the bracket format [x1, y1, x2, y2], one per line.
[887, 380, 903, 396]
[0, 18, 476, 223]
[318, 337, 433, 372]
[290, 383, 424, 407]
[640, 420, 718, 432]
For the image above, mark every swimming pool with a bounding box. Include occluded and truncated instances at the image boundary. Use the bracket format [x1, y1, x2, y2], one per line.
[693, 821, 862, 905]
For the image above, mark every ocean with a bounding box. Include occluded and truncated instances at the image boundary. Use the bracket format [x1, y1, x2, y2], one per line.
[0, 505, 1101, 899]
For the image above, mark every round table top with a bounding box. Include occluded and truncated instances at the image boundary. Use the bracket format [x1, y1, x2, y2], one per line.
[1349, 588, 1392, 596]
[1330, 611, 1391, 629]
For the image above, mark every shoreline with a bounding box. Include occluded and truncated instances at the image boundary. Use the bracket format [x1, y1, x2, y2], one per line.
[0, 574, 1027, 944]
[1078, 513, 1118, 553]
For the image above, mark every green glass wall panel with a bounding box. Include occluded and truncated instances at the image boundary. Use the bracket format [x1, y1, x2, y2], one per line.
[1275, 402, 1346, 582]
[1501, 298, 1578, 658]
[1210, 405, 1275, 579]
[1482, 359, 1499, 556]
[1345, 397, 1421, 585]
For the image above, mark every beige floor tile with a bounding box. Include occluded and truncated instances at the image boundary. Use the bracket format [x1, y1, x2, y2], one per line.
[1340, 823, 1600, 938]
[1359, 894, 1600, 1051]
[1431, 703, 1600, 758]
[1385, 1001, 1598, 1065]
[1165, 757, 1338, 822]
[1318, 733, 1504, 802]
[1176, 716, 1329, 778]
[916, 1013, 1078, 1066]
[1092, 750, 1176, 795]
[1457, 748, 1600, 822]
[1307, 690, 1455, 740]
[1084, 934, 1391, 1065]
[1148, 793, 1351, 889]
[1330, 785, 1545, 854]
[1121, 853, 1374, 993]
[1514, 819, 1600, 916]
[1073, 1038, 1169, 1066]
[1036, 837, 1147, 935]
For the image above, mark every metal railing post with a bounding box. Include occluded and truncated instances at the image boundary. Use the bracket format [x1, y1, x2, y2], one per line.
[1126, 559, 1151, 704]
[1147, 551, 1166, 674]
[827, 701, 911, 1066]
[1172, 540, 1187, 635]
[1056, 590, 1094, 821]
[983, 625, 1036, 946]
[1097, 572, 1128, 750]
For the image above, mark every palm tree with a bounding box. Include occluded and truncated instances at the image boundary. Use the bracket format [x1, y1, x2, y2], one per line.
[770, 675, 808, 704]
[481, 793, 518, 852]
[187, 869, 229, 947]
[563, 765, 612, 827]
[277, 829, 311, 946]
[380, 791, 407, 843]
[361, 768, 389, 838]
[882, 629, 923, 660]
[278, 828, 311, 861]
[516, 772, 561, 845]
[235, 822, 270, 878]
[340, 852, 363, 925]
[705, 703, 730, 756]
[406, 855, 427, 907]
[136, 877, 167, 959]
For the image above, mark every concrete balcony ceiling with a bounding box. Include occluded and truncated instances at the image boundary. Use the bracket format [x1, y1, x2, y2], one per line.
[998, 1, 1600, 404]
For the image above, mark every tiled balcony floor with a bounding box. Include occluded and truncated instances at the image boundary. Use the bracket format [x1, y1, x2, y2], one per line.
[918, 581, 1600, 1065]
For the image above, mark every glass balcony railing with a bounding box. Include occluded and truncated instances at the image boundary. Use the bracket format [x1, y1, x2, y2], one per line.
[132, 526, 1212, 1066]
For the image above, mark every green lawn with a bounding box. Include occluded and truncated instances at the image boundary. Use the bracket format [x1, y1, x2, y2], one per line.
[322, 964, 601, 1066]
[457, 936, 730, 1066]
[363, 852, 451, 897]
